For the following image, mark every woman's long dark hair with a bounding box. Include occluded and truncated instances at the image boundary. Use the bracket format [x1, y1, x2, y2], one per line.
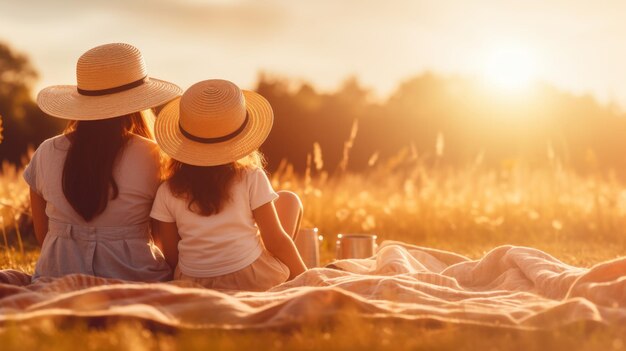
[166, 151, 264, 216]
[62, 112, 152, 221]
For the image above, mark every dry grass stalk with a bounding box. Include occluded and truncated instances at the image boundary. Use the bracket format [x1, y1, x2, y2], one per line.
[337, 119, 359, 173]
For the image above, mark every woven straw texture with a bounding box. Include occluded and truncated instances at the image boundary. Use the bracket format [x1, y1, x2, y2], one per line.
[37, 43, 182, 120]
[156, 80, 273, 166]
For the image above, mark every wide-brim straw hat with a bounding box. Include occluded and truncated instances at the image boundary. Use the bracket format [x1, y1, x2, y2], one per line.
[155, 79, 273, 166]
[37, 43, 182, 120]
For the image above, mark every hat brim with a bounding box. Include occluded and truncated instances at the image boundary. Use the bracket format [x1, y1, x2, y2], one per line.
[155, 90, 273, 166]
[37, 78, 182, 120]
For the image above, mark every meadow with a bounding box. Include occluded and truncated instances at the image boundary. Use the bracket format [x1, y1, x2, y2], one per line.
[1, 148, 626, 350]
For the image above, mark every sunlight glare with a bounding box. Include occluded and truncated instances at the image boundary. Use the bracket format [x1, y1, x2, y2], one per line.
[484, 47, 537, 92]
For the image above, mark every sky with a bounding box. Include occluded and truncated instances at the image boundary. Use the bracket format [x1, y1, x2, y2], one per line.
[2, 0, 626, 106]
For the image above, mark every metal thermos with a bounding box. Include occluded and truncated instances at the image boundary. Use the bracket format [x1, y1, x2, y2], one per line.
[335, 233, 378, 259]
[294, 228, 323, 268]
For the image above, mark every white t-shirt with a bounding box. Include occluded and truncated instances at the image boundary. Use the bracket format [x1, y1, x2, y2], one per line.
[23, 134, 161, 226]
[150, 167, 279, 277]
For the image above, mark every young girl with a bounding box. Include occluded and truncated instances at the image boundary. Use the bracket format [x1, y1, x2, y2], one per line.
[25, 43, 181, 282]
[150, 79, 307, 291]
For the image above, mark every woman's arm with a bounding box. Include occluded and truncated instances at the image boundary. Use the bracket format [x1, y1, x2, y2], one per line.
[253, 201, 307, 280]
[30, 188, 48, 246]
[151, 219, 181, 270]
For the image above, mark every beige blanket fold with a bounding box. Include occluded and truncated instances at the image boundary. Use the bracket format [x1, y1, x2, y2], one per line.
[0, 241, 624, 329]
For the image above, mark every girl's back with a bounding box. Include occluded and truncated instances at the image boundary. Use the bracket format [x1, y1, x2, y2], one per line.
[150, 79, 307, 291]
[151, 167, 277, 277]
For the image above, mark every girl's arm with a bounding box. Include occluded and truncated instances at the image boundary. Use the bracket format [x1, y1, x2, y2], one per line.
[253, 201, 307, 280]
[30, 188, 48, 246]
[151, 219, 181, 270]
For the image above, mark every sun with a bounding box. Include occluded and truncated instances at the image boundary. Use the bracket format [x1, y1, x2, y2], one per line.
[483, 47, 537, 92]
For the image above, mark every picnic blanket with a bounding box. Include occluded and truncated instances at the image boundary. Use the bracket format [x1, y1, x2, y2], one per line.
[1, 241, 625, 330]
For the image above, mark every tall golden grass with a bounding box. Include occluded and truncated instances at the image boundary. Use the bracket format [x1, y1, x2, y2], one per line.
[1, 131, 626, 350]
[0, 155, 35, 271]
[272, 135, 626, 266]
[2, 133, 626, 268]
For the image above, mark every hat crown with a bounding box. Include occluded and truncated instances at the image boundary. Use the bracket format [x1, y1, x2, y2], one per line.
[76, 43, 147, 91]
[179, 80, 247, 139]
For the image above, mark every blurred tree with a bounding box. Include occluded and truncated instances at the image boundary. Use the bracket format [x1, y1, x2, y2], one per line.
[259, 74, 375, 172]
[0, 41, 63, 165]
[2, 46, 625, 177]
[258, 71, 626, 176]
[0, 114, 4, 144]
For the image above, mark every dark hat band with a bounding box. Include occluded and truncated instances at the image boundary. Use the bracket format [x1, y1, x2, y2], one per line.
[77, 76, 148, 96]
[179, 113, 249, 144]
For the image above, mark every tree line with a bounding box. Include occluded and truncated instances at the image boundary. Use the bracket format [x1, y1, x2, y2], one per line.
[258, 72, 626, 175]
[2, 41, 626, 176]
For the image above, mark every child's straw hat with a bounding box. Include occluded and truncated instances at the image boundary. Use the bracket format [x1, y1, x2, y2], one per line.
[155, 79, 273, 166]
[37, 43, 182, 120]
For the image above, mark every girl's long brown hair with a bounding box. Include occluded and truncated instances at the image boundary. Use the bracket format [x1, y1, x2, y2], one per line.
[167, 152, 264, 216]
[62, 112, 152, 221]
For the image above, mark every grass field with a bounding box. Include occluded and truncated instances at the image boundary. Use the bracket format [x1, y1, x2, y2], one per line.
[1, 154, 626, 350]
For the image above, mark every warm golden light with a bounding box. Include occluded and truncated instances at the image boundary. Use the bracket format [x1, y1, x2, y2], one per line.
[483, 47, 537, 92]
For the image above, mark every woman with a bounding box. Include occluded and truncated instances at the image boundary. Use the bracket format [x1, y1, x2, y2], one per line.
[24, 43, 182, 282]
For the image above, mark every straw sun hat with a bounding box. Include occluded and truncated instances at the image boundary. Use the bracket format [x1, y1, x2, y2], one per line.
[155, 79, 273, 167]
[37, 43, 182, 120]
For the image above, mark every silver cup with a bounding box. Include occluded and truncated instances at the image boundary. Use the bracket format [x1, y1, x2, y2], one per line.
[294, 228, 323, 268]
[335, 233, 378, 259]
